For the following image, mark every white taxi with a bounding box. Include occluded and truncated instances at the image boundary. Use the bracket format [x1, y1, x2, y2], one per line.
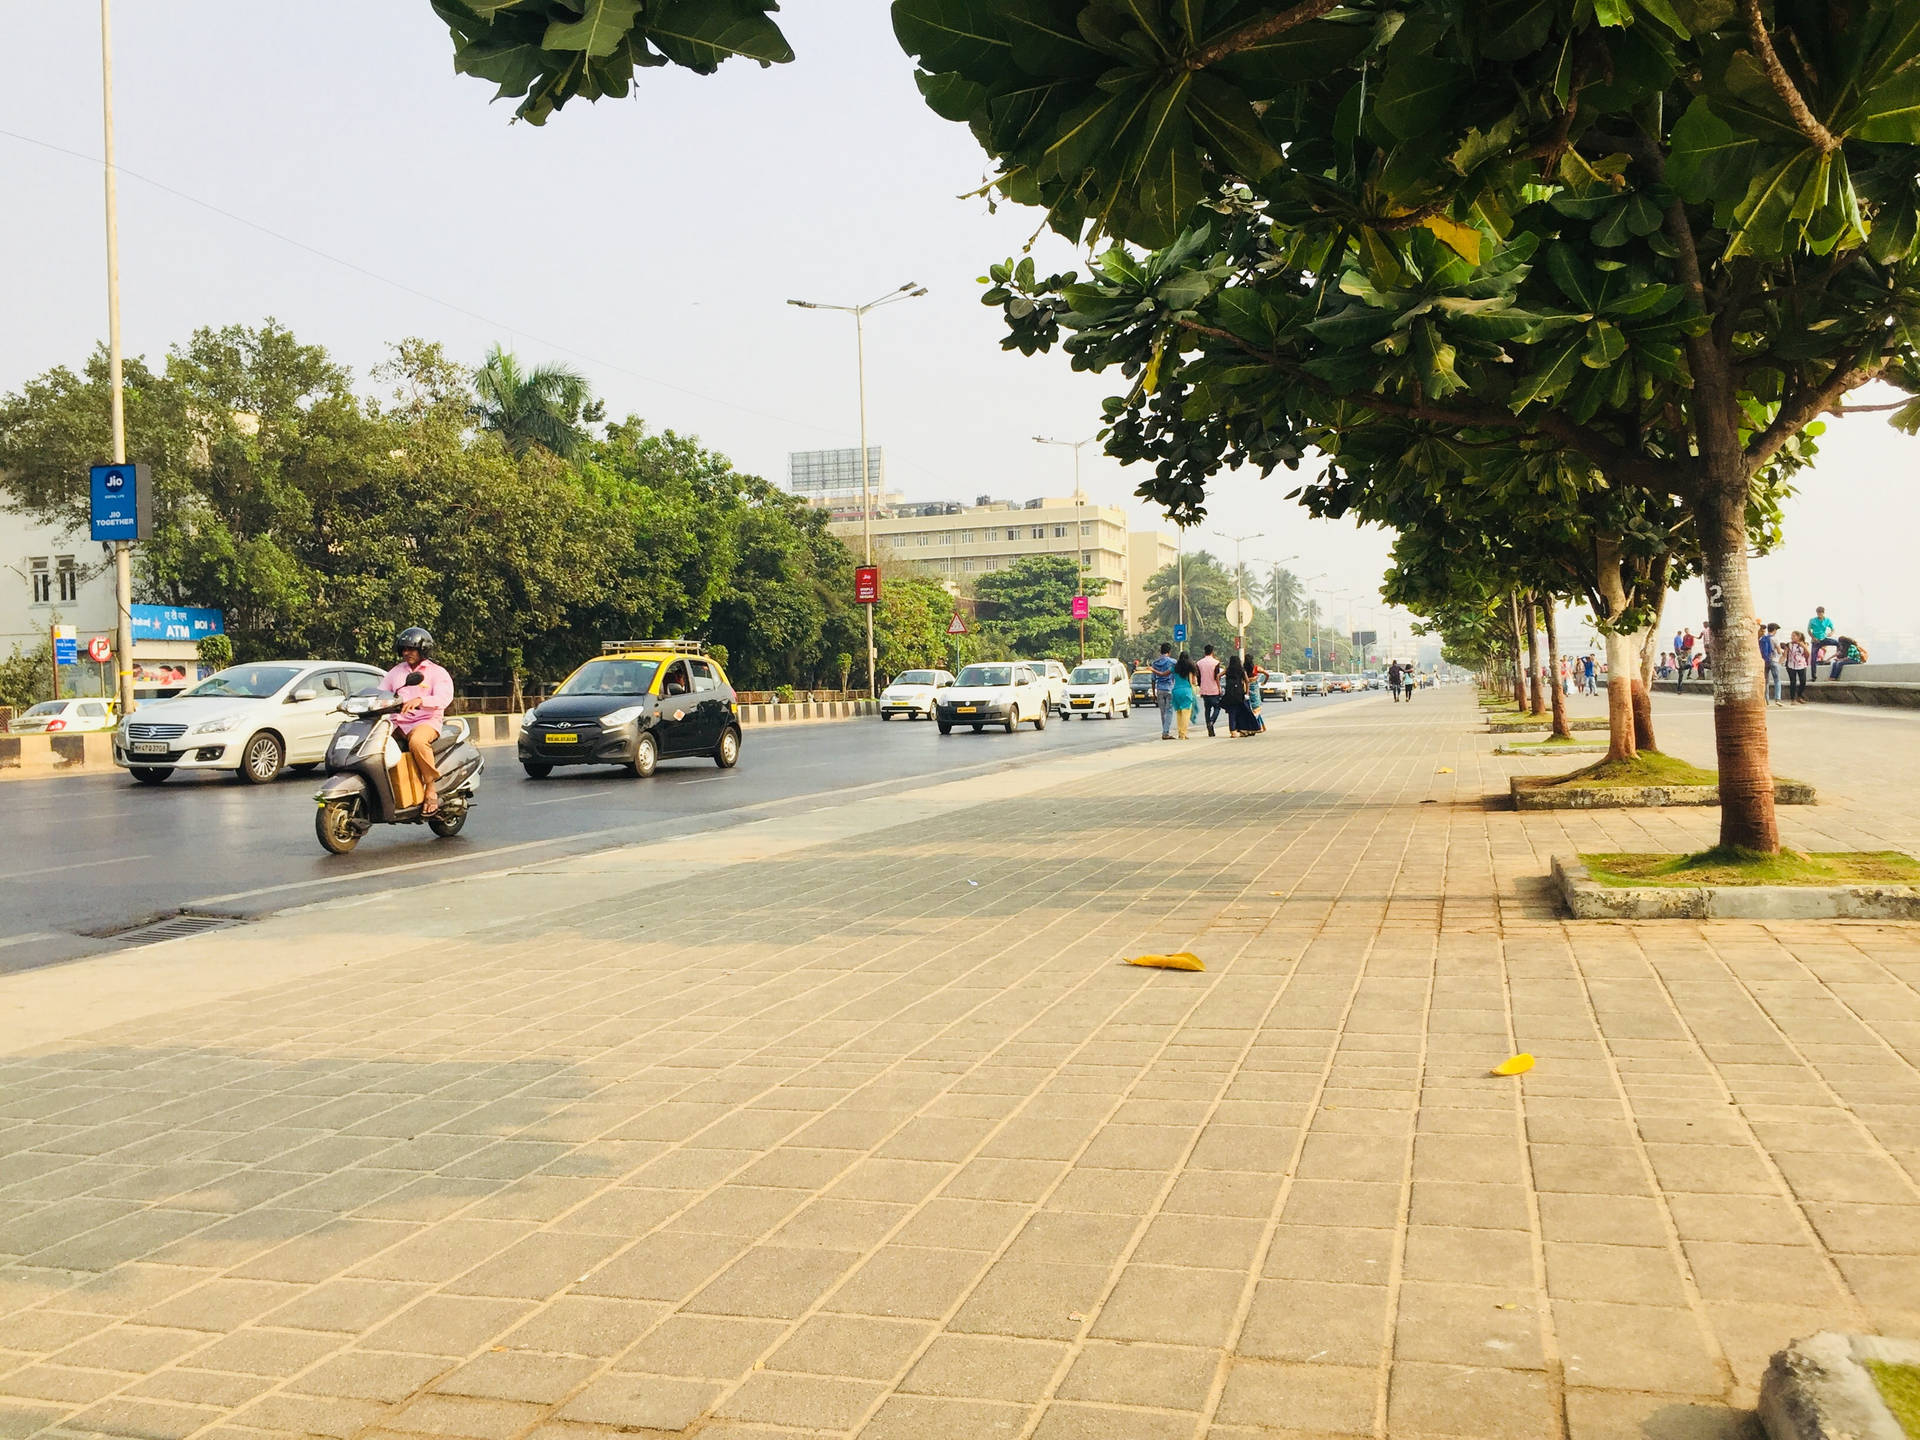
[878, 668, 954, 721]
[935, 661, 1052, 734]
[1062, 660, 1131, 719]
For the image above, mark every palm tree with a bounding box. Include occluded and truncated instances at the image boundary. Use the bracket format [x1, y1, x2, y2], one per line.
[472, 345, 603, 460]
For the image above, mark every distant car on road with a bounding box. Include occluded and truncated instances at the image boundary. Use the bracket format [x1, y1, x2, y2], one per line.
[1063, 660, 1131, 719]
[1019, 658, 1069, 713]
[9, 698, 116, 735]
[115, 660, 385, 785]
[520, 641, 740, 778]
[1259, 673, 1295, 703]
[1129, 666, 1157, 706]
[878, 668, 954, 721]
[1295, 672, 1326, 696]
[937, 662, 1051, 734]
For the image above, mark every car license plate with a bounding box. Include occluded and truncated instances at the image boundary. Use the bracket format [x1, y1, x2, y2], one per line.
[544, 733, 579, 744]
[1071, 698, 1091, 707]
[955, 705, 977, 714]
[131, 741, 168, 755]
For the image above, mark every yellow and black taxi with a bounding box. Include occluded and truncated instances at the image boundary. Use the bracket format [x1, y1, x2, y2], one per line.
[518, 641, 741, 779]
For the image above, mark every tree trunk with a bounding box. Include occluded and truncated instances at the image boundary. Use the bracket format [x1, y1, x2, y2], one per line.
[1634, 603, 1662, 753]
[1506, 591, 1527, 709]
[1700, 482, 1777, 851]
[1542, 598, 1571, 740]
[1524, 594, 1545, 715]
[1591, 538, 1638, 762]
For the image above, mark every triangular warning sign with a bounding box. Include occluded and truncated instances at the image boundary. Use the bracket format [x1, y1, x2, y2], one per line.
[947, 614, 968, 635]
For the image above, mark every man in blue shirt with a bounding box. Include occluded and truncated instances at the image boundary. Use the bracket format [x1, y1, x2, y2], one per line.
[1151, 642, 1177, 739]
[1760, 623, 1781, 706]
[1806, 607, 1834, 681]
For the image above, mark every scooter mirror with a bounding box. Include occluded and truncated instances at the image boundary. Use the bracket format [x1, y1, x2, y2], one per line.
[405, 672, 426, 686]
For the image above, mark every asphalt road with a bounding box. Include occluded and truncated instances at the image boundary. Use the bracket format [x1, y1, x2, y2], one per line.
[0, 690, 1372, 974]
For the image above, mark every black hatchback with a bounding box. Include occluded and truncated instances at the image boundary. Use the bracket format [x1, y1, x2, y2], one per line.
[518, 645, 741, 779]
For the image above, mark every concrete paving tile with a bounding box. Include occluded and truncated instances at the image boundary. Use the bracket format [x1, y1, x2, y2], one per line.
[899, 1333, 1067, 1402]
[1387, 1361, 1558, 1440]
[1002, 1211, 1138, 1270]
[1, 1363, 132, 1404]
[48, 1324, 206, 1374]
[770, 1197, 911, 1251]
[1682, 1240, 1848, 1305]
[1057, 1341, 1217, 1410]
[858, 1394, 1030, 1439]
[1544, 1241, 1691, 1305]
[383, 1393, 548, 1438]
[1552, 1301, 1723, 1394]
[57, 1397, 220, 1440]
[825, 1245, 991, 1320]
[1402, 1226, 1535, 1286]
[1042, 1167, 1166, 1215]
[1537, 1192, 1670, 1247]
[358, 1295, 534, 1357]
[122, 1369, 275, 1410]
[686, 1244, 862, 1319]
[1030, 1401, 1195, 1440]
[1263, 1225, 1395, 1286]
[1802, 1200, 1920, 1254]
[1092, 1265, 1247, 1347]
[717, 1371, 888, 1429]
[611, 1315, 786, 1378]
[1241, 1280, 1388, 1366]
[289, 1349, 453, 1402]
[1394, 1281, 1545, 1369]
[893, 1198, 1030, 1252]
[1279, 1181, 1401, 1229]
[573, 1231, 748, 1302]
[949, 1260, 1108, 1342]
[432, 1348, 600, 1405]
[556, 1373, 723, 1431]
[1564, 1390, 1761, 1440]
[1216, 1359, 1376, 1434]
[1407, 1181, 1532, 1230]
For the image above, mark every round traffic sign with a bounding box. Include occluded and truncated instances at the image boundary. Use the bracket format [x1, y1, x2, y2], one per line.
[86, 636, 113, 663]
[1225, 597, 1256, 628]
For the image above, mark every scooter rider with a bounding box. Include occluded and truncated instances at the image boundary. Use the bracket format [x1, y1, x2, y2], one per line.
[381, 627, 454, 816]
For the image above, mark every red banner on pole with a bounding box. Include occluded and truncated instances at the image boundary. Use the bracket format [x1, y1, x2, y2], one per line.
[1071, 595, 1089, 620]
[854, 567, 880, 605]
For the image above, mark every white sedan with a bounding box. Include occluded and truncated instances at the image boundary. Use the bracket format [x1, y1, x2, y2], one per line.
[1063, 660, 1131, 719]
[114, 659, 387, 785]
[878, 668, 954, 720]
[1259, 672, 1296, 703]
[935, 661, 1052, 734]
[8, 698, 117, 734]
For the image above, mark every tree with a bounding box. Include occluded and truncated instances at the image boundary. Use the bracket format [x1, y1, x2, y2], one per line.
[0, 639, 53, 713]
[974, 554, 1125, 659]
[874, 572, 958, 678]
[899, 0, 1920, 854]
[472, 345, 603, 460]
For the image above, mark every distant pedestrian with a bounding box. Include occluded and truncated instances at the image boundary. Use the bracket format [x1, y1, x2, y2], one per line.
[1223, 655, 1257, 735]
[1402, 664, 1416, 701]
[1195, 644, 1224, 736]
[1828, 635, 1865, 680]
[1807, 607, 1834, 681]
[1674, 628, 1694, 692]
[1245, 657, 1267, 733]
[1152, 642, 1176, 739]
[1785, 631, 1810, 703]
[1760, 622, 1782, 706]
[1172, 651, 1199, 740]
[1582, 654, 1597, 695]
[1387, 659, 1404, 700]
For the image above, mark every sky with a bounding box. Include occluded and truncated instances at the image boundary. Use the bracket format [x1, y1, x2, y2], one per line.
[2, 2, 1914, 660]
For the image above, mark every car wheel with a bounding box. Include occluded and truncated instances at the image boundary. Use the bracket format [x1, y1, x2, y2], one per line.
[714, 727, 741, 769]
[1034, 707, 1047, 731]
[1005, 707, 1019, 734]
[630, 732, 659, 778]
[522, 761, 552, 779]
[880, 712, 892, 721]
[938, 721, 952, 734]
[238, 731, 284, 784]
[129, 766, 172, 785]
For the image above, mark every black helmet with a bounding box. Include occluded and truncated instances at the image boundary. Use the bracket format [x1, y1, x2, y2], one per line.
[396, 626, 434, 658]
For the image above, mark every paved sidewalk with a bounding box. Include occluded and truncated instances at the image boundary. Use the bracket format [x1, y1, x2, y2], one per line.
[2, 693, 1915, 1440]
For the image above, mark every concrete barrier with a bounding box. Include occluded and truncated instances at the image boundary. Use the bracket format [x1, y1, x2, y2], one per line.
[0, 701, 880, 782]
[1666, 675, 1920, 709]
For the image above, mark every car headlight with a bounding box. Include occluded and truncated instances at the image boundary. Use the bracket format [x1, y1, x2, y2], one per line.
[520, 708, 537, 728]
[192, 716, 237, 735]
[601, 705, 645, 727]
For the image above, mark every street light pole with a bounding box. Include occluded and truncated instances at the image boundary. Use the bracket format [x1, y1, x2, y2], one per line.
[1299, 572, 1327, 671]
[1034, 434, 1098, 661]
[1264, 554, 1299, 667]
[100, 0, 134, 716]
[1212, 530, 1263, 656]
[788, 283, 927, 699]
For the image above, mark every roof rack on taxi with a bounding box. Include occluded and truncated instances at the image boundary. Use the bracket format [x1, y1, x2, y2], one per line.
[601, 639, 707, 656]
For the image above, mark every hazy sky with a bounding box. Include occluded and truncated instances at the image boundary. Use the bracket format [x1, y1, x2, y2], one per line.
[4, 3, 1914, 658]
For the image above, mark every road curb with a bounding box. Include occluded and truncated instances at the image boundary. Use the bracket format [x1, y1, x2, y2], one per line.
[1552, 854, 1920, 920]
[1515, 776, 1817, 809]
[1759, 1332, 1920, 1440]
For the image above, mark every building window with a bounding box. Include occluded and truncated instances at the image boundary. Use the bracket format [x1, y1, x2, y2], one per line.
[963, 557, 976, 572]
[917, 534, 930, 547]
[961, 531, 974, 543]
[1031, 526, 1045, 540]
[942, 533, 955, 544]
[29, 558, 51, 604]
[1053, 525, 1067, 538]
[1082, 551, 1092, 566]
[1006, 528, 1017, 541]
[55, 556, 78, 603]
[1081, 522, 1092, 536]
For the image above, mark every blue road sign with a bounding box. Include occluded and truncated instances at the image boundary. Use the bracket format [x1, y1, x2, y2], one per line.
[1173, 623, 1187, 644]
[1304, 646, 1315, 658]
[90, 462, 152, 542]
[54, 635, 77, 665]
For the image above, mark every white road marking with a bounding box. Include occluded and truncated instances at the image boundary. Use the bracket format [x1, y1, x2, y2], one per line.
[0, 932, 59, 951]
[0, 854, 154, 882]
[524, 789, 621, 807]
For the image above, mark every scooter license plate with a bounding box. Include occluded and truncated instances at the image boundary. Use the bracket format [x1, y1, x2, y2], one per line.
[544, 733, 579, 744]
[131, 742, 168, 755]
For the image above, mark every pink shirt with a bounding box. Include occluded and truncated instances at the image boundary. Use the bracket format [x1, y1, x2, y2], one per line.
[1195, 655, 1222, 696]
[381, 660, 453, 732]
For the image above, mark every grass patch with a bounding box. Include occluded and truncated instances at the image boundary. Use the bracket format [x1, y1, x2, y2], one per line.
[1583, 847, 1920, 889]
[1866, 1360, 1920, 1437]
[1537, 750, 1718, 789]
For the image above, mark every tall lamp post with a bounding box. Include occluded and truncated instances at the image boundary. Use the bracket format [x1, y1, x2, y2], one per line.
[99, 0, 134, 716]
[1299, 573, 1327, 671]
[1212, 530, 1264, 656]
[1265, 554, 1300, 667]
[1034, 434, 1099, 661]
[788, 283, 927, 698]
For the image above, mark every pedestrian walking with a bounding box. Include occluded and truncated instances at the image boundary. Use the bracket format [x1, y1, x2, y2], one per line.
[1171, 651, 1199, 740]
[1785, 631, 1810, 703]
[1760, 622, 1782, 705]
[1387, 659, 1404, 701]
[1223, 654, 1257, 735]
[1582, 654, 1597, 695]
[1195, 644, 1224, 736]
[1402, 664, 1416, 702]
[1807, 607, 1834, 682]
[1152, 642, 1176, 739]
[1674, 628, 1694, 692]
[1244, 657, 1267, 733]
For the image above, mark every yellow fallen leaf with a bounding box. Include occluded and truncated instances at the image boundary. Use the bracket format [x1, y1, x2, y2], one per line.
[1126, 953, 1206, 972]
[1489, 1053, 1535, 1076]
[1437, 767, 1453, 774]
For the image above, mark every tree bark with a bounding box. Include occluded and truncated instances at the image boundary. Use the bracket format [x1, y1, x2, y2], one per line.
[1542, 598, 1571, 740]
[1592, 537, 1638, 762]
[1635, 604, 1662, 753]
[1524, 594, 1545, 715]
[1507, 591, 1527, 709]
[1700, 479, 1778, 851]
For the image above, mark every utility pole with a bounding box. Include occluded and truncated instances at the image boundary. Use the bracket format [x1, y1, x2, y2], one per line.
[1212, 530, 1263, 656]
[788, 284, 927, 699]
[100, 0, 134, 716]
[1036, 437, 1099, 662]
[1266, 554, 1300, 668]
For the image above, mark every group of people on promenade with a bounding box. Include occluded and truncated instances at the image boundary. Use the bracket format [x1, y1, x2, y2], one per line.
[1657, 606, 1867, 703]
[1149, 642, 1266, 739]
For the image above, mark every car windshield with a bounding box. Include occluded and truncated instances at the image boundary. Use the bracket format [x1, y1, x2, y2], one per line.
[957, 665, 1011, 687]
[21, 701, 67, 717]
[183, 665, 301, 699]
[1070, 666, 1110, 684]
[893, 671, 938, 685]
[556, 659, 660, 697]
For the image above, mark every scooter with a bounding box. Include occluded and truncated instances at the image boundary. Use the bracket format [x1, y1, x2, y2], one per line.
[313, 680, 483, 854]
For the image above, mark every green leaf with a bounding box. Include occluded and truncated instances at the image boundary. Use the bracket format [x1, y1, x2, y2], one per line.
[1582, 320, 1627, 367]
[892, 0, 1014, 75]
[648, 0, 794, 69]
[1668, 97, 1758, 204]
[1370, 56, 1470, 141]
[1853, 67, 1920, 142]
[1591, 201, 1634, 247]
[916, 68, 987, 121]
[1170, 0, 1208, 46]
[543, 0, 641, 57]
[1186, 74, 1284, 179]
[1509, 335, 1585, 410]
[1725, 150, 1818, 258]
